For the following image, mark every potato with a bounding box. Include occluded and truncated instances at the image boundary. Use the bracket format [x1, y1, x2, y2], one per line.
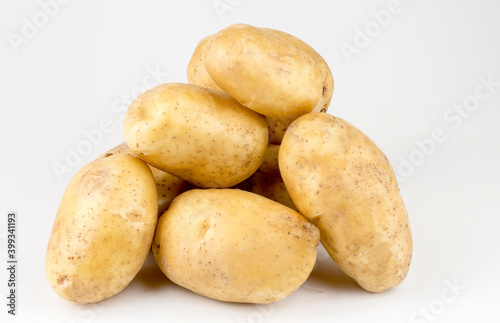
[261, 27, 334, 143]
[186, 34, 222, 91]
[152, 189, 319, 303]
[279, 113, 412, 293]
[187, 34, 286, 145]
[260, 27, 334, 114]
[234, 144, 296, 210]
[187, 25, 333, 144]
[188, 28, 333, 111]
[45, 155, 158, 303]
[97, 142, 188, 216]
[204, 23, 323, 125]
[123, 83, 268, 188]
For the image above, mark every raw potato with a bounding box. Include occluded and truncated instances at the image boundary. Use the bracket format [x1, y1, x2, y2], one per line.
[279, 113, 412, 293]
[261, 27, 334, 143]
[152, 189, 319, 303]
[187, 28, 333, 110]
[204, 23, 323, 125]
[123, 83, 268, 188]
[234, 145, 296, 210]
[186, 34, 222, 91]
[96, 142, 188, 216]
[261, 27, 334, 114]
[187, 25, 333, 144]
[187, 34, 288, 144]
[45, 155, 158, 303]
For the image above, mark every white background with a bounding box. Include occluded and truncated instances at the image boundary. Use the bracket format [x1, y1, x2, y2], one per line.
[1, 0, 500, 322]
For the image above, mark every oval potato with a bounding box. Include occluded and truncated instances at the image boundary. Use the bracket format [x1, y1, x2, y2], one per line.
[123, 83, 268, 188]
[187, 27, 333, 112]
[97, 142, 188, 216]
[204, 23, 323, 125]
[260, 27, 333, 114]
[279, 113, 412, 293]
[187, 25, 333, 144]
[261, 28, 334, 143]
[152, 189, 319, 303]
[45, 155, 158, 303]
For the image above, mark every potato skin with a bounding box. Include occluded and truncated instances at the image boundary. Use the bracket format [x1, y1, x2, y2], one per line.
[234, 144, 296, 210]
[279, 113, 412, 293]
[204, 23, 323, 125]
[152, 189, 319, 303]
[188, 28, 333, 111]
[260, 28, 333, 114]
[96, 142, 188, 216]
[186, 34, 222, 91]
[45, 155, 158, 303]
[235, 173, 297, 211]
[261, 28, 334, 143]
[265, 116, 288, 145]
[187, 25, 332, 144]
[257, 144, 281, 176]
[123, 83, 268, 188]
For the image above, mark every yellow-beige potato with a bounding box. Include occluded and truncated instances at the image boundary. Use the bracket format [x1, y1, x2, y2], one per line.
[152, 189, 319, 303]
[96, 142, 188, 216]
[261, 27, 334, 114]
[204, 23, 323, 125]
[261, 27, 334, 143]
[187, 25, 333, 144]
[187, 27, 333, 110]
[123, 83, 268, 188]
[279, 113, 413, 293]
[186, 34, 222, 91]
[187, 38, 284, 144]
[45, 155, 158, 303]
[234, 144, 296, 210]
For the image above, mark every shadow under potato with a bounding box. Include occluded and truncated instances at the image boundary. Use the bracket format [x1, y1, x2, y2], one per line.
[131, 245, 362, 298]
[133, 251, 171, 289]
[306, 246, 362, 292]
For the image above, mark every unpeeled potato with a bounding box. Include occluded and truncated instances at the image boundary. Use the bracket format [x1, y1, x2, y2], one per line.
[260, 27, 333, 114]
[45, 155, 158, 303]
[204, 23, 323, 126]
[187, 24, 333, 144]
[123, 83, 268, 188]
[279, 113, 413, 293]
[153, 189, 319, 303]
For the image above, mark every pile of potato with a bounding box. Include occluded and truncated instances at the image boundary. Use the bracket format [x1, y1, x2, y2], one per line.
[45, 24, 412, 304]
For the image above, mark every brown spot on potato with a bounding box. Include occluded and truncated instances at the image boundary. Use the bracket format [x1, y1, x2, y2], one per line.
[57, 275, 68, 285]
